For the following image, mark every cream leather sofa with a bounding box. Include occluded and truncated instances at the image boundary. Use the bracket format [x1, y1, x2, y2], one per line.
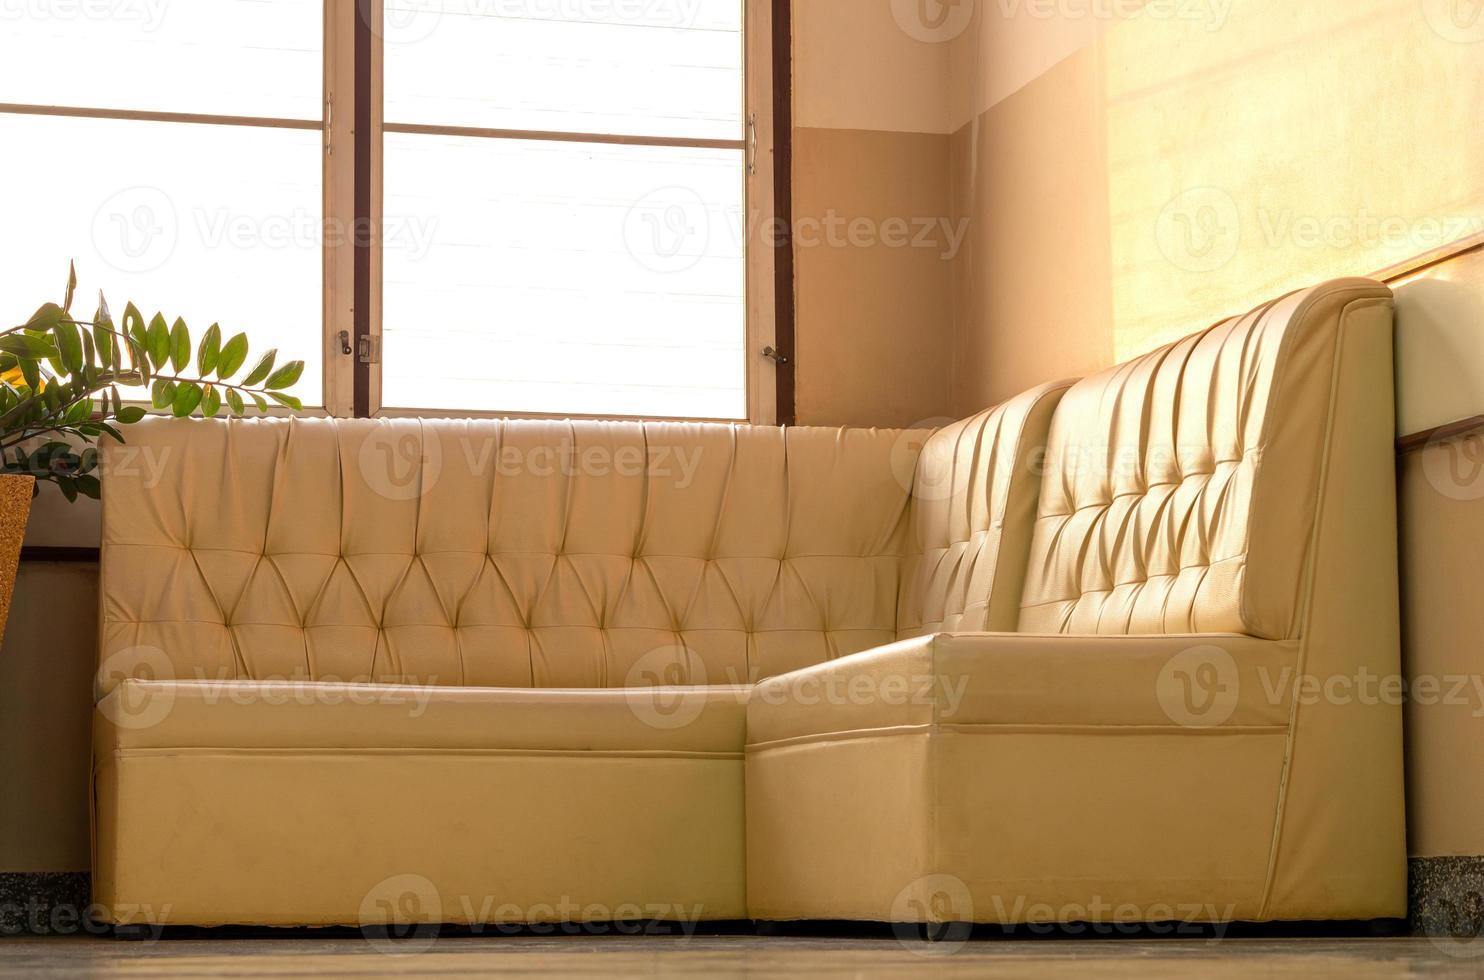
[94, 278, 1405, 931]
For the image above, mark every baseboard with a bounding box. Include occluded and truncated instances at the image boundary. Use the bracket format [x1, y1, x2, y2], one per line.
[1410, 856, 1484, 941]
[1, 863, 1480, 937]
[0, 872, 92, 936]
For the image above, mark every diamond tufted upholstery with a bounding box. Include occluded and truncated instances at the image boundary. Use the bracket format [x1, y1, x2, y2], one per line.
[1018, 285, 1365, 639]
[99, 419, 919, 694]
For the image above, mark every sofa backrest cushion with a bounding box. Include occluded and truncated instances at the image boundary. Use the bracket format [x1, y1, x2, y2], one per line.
[1017, 278, 1394, 639]
[99, 419, 918, 693]
[896, 382, 1070, 638]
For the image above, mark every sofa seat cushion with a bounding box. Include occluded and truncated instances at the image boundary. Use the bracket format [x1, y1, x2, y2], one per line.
[746, 632, 1299, 749]
[97, 680, 750, 756]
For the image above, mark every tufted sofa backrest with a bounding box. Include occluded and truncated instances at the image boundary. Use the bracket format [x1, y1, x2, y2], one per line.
[1018, 278, 1394, 639]
[99, 418, 920, 692]
[896, 381, 1070, 638]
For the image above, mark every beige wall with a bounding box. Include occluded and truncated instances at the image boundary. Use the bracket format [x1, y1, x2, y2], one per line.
[947, 0, 1484, 411]
[790, 0, 957, 427]
[0, 562, 96, 872]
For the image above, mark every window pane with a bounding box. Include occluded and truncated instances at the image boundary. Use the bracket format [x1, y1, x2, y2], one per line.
[0, 0, 322, 119]
[382, 134, 745, 419]
[0, 115, 324, 406]
[384, 0, 743, 140]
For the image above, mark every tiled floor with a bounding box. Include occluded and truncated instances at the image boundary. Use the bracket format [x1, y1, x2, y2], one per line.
[3, 935, 1484, 978]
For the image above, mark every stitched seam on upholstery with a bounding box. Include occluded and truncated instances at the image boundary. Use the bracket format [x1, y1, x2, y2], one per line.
[107, 544, 898, 561]
[1256, 295, 1370, 920]
[939, 723, 1288, 736]
[744, 723, 934, 752]
[112, 747, 743, 761]
[103, 620, 903, 634]
[1242, 283, 1377, 638]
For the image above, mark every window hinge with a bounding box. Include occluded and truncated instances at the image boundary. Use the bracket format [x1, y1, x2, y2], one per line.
[357, 335, 380, 365]
[746, 112, 758, 177]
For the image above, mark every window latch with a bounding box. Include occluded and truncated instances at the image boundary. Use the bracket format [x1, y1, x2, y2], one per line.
[357, 335, 380, 365]
[762, 345, 789, 366]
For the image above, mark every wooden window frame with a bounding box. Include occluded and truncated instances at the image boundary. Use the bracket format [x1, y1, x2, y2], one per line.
[340, 0, 793, 425]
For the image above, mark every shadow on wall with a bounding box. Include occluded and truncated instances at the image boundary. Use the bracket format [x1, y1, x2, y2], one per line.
[949, 0, 1484, 412]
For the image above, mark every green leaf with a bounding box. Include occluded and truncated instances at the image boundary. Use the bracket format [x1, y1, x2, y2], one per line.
[171, 382, 203, 417]
[169, 317, 190, 373]
[74, 474, 101, 499]
[266, 391, 303, 412]
[122, 303, 146, 363]
[20, 358, 39, 392]
[251, 391, 268, 415]
[0, 335, 58, 359]
[62, 262, 77, 314]
[25, 303, 63, 332]
[198, 323, 221, 376]
[94, 299, 114, 370]
[57, 478, 78, 504]
[151, 379, 176, 409]
[217, 334, 249, 379]
[226, 388, 245, 417]
[202, 385, 221, 418]
[265, 360, 303, 391]
[146, 313, 170, 370]
[115, 405, 147, 424]
[240, 349, 276, 387]
[54, 316, 83, 372]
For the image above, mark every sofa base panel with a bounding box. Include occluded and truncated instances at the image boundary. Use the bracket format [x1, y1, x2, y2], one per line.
[94, 749, 745, 928]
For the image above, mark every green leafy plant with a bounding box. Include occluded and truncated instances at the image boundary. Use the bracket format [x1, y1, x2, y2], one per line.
[1, 264, 305, 501]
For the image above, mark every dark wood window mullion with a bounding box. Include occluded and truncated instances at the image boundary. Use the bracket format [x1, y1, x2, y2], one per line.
[772, 0, 796, 426]
[352, 4, 373, 418]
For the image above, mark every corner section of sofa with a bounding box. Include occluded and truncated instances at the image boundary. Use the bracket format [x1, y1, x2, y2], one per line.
[743, 632, 1302, 924]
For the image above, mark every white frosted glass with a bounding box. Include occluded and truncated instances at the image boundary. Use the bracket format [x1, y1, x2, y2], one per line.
[382, 133, 745, 419]
[0, 0, 322, 119]
[384, 0, 743, 140]
[0, 115, 324, 406]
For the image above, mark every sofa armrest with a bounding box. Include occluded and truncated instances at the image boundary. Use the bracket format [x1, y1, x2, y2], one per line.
[747, 632, 1300, 747]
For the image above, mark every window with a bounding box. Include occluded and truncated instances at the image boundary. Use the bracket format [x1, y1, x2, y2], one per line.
[0, 0, 327, 408]
[0, 0, 777, 422]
